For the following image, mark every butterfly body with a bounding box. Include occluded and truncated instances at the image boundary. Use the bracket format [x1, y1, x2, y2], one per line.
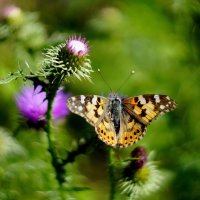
[67, 93, 176, 148]
[109, 95, 122, 134]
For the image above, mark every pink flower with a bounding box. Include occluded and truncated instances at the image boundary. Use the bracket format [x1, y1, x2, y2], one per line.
[2, 5, 21, 18]
[16, 85, 69, 126]
[52, 88, 70, 121]
[66, 36, 89, 56]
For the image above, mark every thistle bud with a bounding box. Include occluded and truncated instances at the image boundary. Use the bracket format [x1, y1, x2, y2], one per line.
[2, 5, 24, 26]
[130, 146, 148, 170]
[42, 35, 93, 82]
[119, 147, 164, 199]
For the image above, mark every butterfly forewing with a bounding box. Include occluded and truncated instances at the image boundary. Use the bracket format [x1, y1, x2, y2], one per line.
[122, 94, 176, 125]
[67, 95, 108, 126]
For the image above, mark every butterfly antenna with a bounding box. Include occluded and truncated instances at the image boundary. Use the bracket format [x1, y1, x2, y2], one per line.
[97, 69, 112, 91]
[116, 70, 135, 92]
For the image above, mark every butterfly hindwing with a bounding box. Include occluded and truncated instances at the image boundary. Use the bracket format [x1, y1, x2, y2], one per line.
[117, 111, 147, 148]
[95, 112, 117, 147]
[67, 95, 107, 126]
[122, 94, 176, 125]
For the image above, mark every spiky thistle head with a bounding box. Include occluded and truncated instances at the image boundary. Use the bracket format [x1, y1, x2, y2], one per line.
[118, 147, 165, 199]
[42, 35, 93, 82]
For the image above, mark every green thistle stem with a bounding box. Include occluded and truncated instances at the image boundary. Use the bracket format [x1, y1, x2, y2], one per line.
[44, 75, 66, 185]
[108, 148, 116, 200]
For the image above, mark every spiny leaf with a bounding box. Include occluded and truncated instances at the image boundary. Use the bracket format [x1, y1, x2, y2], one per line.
[0, 71, 22, 84]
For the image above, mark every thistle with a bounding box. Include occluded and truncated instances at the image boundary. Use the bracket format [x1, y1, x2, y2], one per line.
[16, 85, 70, 128]
[2, 5, 24, 26]
[118, 147, 164, 199]
[0, 35, 93, 86]
[42, 35, 93, 82]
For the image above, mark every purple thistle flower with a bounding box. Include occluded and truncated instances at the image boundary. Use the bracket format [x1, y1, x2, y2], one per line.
[16, 85, 47, 124]
[52, 88, 70, 121]
[16, 85, 69, 127]
[43, 35, 92, 82]
[66, 36, 89, 56]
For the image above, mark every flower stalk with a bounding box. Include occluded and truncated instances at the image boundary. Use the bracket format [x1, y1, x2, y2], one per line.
[108, 148, 116, 200]
[14, 35, 92, 186]
[41, 35, 92, 185]
[44, 76, 65, 184]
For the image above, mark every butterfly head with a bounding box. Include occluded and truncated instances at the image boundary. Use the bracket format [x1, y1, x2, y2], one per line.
[108, 91, 118, 98]
[107, 91, 128, 101]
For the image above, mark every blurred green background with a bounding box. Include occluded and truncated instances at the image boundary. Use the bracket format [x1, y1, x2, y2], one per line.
[0, 0, 200, 199]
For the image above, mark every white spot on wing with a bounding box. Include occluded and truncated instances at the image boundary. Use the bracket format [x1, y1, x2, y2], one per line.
[160, 105, 165, 110]
[71, 97, 76, 101]
[139, 95, 146, 104]
[80, 95, 85, 104]
[92, 96, 97, 105]
[78, 106, 83, 111]
[154, 95, 160, 103]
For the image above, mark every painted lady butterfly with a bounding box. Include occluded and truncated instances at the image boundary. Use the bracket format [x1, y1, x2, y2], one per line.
[67, 92, 176, 148]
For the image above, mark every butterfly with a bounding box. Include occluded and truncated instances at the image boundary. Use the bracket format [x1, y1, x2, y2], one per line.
[67, 92, 176, 148]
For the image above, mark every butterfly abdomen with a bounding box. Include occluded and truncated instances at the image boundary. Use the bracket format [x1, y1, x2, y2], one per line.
[109, 97, 122, 134]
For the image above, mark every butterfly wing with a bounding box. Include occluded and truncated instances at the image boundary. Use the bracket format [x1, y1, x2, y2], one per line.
[116, 94, 176, 148]
[122, 94, 176, 125]
[95, 112, 118, 147]
[67, 95, 118, 146]
[67, 95, 108, 126]
[67, 94, 176, 148]
[117, 110, 147, 148]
